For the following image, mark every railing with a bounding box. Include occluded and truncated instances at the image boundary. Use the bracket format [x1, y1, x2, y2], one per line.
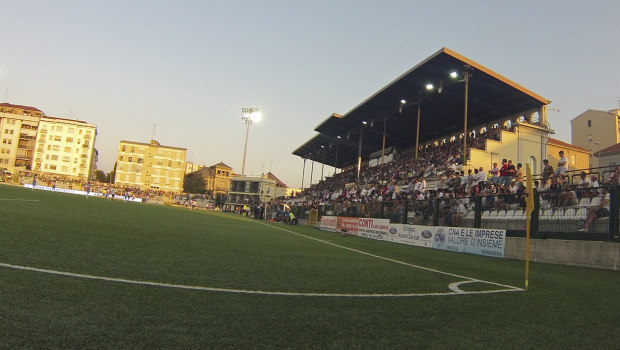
[287, 185, 619, 242]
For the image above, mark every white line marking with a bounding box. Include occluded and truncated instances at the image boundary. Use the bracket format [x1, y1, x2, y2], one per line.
[256, 220, 524, 293]
[0, 263, 521, 297]
[0, 198, 40, 201]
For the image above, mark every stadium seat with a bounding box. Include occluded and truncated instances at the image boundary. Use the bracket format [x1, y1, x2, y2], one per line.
[552, 208, 564, 220]
[577, 197, 590, 208]
[575, 208, 587, 221]
[497, 210, 508, 219]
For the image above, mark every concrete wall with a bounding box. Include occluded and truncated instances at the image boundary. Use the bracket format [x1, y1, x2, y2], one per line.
[506, 237, 620, 271]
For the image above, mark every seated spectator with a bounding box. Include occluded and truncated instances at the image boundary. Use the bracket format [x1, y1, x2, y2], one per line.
[581, 187, 610, 232]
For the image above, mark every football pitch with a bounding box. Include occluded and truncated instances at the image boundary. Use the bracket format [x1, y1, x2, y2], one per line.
[1, 184, 619, 349]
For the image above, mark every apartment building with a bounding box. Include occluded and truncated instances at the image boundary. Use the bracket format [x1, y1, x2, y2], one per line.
[114, 140, 186, 192]
[0, 103, 43, 173]
[32, 116, 97, 179]
[571, 109, 620, 167]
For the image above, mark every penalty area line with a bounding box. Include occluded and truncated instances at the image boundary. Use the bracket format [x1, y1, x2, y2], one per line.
[0, 262, 522, 298]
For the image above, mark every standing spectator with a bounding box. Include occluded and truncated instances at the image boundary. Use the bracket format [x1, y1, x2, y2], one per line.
[515, 163, 524, 186]
[498, 159, 509, 187]
[489, 162, 500, 184]
[554, 150, 568, 179]
[542, 159, 554, 182]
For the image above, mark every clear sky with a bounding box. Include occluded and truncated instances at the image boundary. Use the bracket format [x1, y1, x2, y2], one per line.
[1, 0, 619, 188]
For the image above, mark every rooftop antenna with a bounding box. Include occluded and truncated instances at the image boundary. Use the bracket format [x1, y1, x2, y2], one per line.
[269, 160, 273, 172]
[151, 123, 157, 141]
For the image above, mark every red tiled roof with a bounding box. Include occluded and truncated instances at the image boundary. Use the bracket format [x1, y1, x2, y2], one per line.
[265, 172, 287, 188]
[0, 103, 44, 114]
[42, 115, 90, 124]
[548, 138, 591, 153]
[599, 143, 620, 155]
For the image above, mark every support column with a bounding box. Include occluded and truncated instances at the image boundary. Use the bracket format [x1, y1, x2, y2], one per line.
[357, 130, 363, 182]
[415, 105, 421, 161]
[463, 70, 470, 166]
[381, 118, 387, 165]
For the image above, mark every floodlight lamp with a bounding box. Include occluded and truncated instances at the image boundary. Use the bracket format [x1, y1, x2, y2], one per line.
[337, 135, 341, 139]
[321, 145, 325, 148]
[362, 121, 367, 125]
[450, 71, 458, 78]
[250, 111, 262, 122]
[426, 83, 434, 90]
[400, 99, 407, 104]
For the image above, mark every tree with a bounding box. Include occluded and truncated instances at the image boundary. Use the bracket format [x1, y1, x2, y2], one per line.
[184, 172, 206, 194]
[93, 170, 107, 183]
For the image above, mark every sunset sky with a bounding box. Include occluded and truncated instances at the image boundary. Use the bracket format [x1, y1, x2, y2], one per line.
[1, 0, 619, 187]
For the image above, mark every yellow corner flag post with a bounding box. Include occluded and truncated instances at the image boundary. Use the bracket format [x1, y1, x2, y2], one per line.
[525, 164, 534, 291]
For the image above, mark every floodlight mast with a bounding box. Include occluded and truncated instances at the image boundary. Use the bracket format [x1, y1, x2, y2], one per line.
[241, 107, 259, 176]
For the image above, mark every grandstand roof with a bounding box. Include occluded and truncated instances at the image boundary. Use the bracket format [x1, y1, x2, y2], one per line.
[293, 47, 550, 168]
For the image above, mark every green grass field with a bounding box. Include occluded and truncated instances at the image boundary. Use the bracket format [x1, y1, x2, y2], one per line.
[1, 184, 619, 349]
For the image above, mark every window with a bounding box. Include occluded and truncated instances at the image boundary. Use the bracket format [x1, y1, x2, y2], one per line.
[571, 154, 576, 165]
[9, 130, 14, 135]
[122, 145, 126, 152]
[587, 120, 591, 127]
[61, 166, 69, 172]
[63, 156, 70, 162]
[51, 155, 58, 161]
[587, 135, 592, 142]
[128, 156, 133, 162]
[68, 128, 75, 133]
[64, 147, 71, 152]
[52, 145, 60, 151]
[54, 136, 61, 141]
[47, 145, 51, 150]
[56, 126, 63, 132]
[66, 137, 73, 143]
[49, 165, 56, 170]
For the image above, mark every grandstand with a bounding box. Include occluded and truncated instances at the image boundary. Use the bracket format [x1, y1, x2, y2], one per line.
[290, 47, 619, 257]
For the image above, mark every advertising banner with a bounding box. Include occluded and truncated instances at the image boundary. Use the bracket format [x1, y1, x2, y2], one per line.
[462, 228, 506, 258]
[357, 218, 390, 240]
[389, 224, 434, 247]
[432, 226, 505, 258]
[337, 217, 359, 236]
[432, 227, 465, 253]
[319, 216, 338, 232]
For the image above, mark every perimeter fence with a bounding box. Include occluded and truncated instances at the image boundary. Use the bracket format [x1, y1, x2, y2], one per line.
[284, 184, 619, 242]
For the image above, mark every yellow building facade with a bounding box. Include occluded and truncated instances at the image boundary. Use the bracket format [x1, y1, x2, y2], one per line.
[0, 103, 44, 173]
[570, 109, 620, 167]
[193, 162, 233, 199]
[33, 116, 97, 179]
[1, 103, 97, 180]
[546, 138, 591, 173]
[114, 140, 186, 193]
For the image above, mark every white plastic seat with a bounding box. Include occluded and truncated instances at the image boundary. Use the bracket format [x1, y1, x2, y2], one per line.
[552, 208, 564, 220]
[575, 208, 587, 220]
[577, 197, 590, 208]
